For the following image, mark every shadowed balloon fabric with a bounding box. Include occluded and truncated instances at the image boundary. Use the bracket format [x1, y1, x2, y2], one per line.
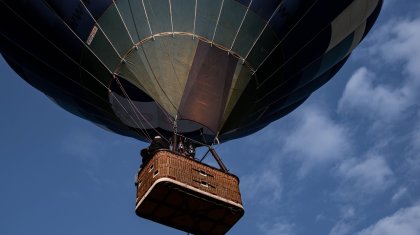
[0, 0, 383, 144]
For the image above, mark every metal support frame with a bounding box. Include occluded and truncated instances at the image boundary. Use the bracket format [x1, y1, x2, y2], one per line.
[209, 146, 228, 173]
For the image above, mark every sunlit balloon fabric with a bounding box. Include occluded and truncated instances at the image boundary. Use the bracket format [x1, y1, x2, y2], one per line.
[0, 0, 383, 143]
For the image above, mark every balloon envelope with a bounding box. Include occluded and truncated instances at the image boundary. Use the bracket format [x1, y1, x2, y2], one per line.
[0, 0, 383, 144]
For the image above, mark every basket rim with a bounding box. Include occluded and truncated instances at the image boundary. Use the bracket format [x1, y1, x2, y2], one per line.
[150, 150, 240, 181]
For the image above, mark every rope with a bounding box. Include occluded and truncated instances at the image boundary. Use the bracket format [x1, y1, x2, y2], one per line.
[193, 0, 197, 39]
[110, 92, 155, 140]
[255, 2, 334, 98]
[44, 1, 159, 140]
[123, 0, 183, 143]
[113, 77, 153, 141]
[176, 133, 209, 148]
[115, 76, 173, 143]
[3, 1, 110, 90]
[114, 71, 175, 134]
[137, 43, 180, 116]
[229, 0, 253, 52]
[254, 0, 321, 75]
[122, 31, 255, 73]
[141, 0, 154, 38]
[114, 50, 175, 124]
[4, 1, 152, 140]
[143, 0, 184, 95]
[5, 0, 171, 141]
[78, 0, 123, 60]
[112, 0, 136, 45]
[127, 0, 141, 40]
[168, 0, 174, 37]
[256, 45, 347, 107]
[200, 128, 209, 146]
[211, 0, 225, 46]
[80, 0, 177, 140]
[112, 0, 178, 141]
[40, 0, 113, 75]
[114, 76, 174, 143]
[0, 32, 110, 111]
[244, 2, 284, 61]
[4, 0, 240, 147]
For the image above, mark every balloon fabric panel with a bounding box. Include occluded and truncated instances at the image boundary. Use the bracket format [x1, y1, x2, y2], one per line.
[0, 0, 384, 144]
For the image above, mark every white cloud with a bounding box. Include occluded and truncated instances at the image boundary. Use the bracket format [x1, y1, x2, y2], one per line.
[61, 130, 103, 161]
[282, 106, 351, 177]
[330, 221, 353, 235]
[357, 204, 420, 235]
[340, 206, 356, 220]
[337, 154, 394, 194]
[391, 187, 408, 203]
[315, 213, 326, 222]
[412, 128, 420, 153]
[370, 17, 420, 79]
[329, 206, 357, 235]
[259, 221, 295, 235]
[410, 112, 420, 153]
[405, 111, 420, 174]
[340, 15, 420, 127]
[241, 155, 283, 204]
[338, 67, 410, 124]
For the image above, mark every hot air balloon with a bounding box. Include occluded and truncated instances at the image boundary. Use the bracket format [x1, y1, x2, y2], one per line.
[1, 0, 383, 234]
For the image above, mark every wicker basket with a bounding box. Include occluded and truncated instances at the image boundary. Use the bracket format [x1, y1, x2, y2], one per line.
[135, 150, 244, 235]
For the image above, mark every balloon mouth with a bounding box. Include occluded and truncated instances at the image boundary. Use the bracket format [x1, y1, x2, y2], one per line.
[109, 35, 249, 144]
[164, 118, 218, 146]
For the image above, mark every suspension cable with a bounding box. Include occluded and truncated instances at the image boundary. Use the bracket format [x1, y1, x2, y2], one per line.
[47, 0, 174, 141]
[193, 0, 197, 39]
[243, 2, 284, 61]
[112, 0, 136, 45]
[1, 32, 109, 112]
[114, 76, 173, 143]
[4, 1, 168, 141]
[78, 0, 123, 60]
[127, 0, 141, 40]
[41, 0, 155, 140]
[40, 0, 113, 75]
[211, 0, 225, 46]
[229, 0, 253, 52]
[254, 0, 321, 75]
[4, 0, 231, 147]
[113, 78, 153, 141]
[142, 0, 184, 101]
[141, 0, 154, 38]
[110, 92, 154, 140]
[2, 3, 151, 141]
[115, 72, 175, 128]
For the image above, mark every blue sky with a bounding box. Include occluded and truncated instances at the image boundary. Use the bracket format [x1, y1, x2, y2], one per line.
[1, 1, 420, 234]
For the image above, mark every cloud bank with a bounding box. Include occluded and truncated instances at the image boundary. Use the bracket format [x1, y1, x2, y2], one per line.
[282, 106, 351, 177]
[236, 6, 420, 235]
[357, 204, 420, 235]
[337, 153, 394, 195]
